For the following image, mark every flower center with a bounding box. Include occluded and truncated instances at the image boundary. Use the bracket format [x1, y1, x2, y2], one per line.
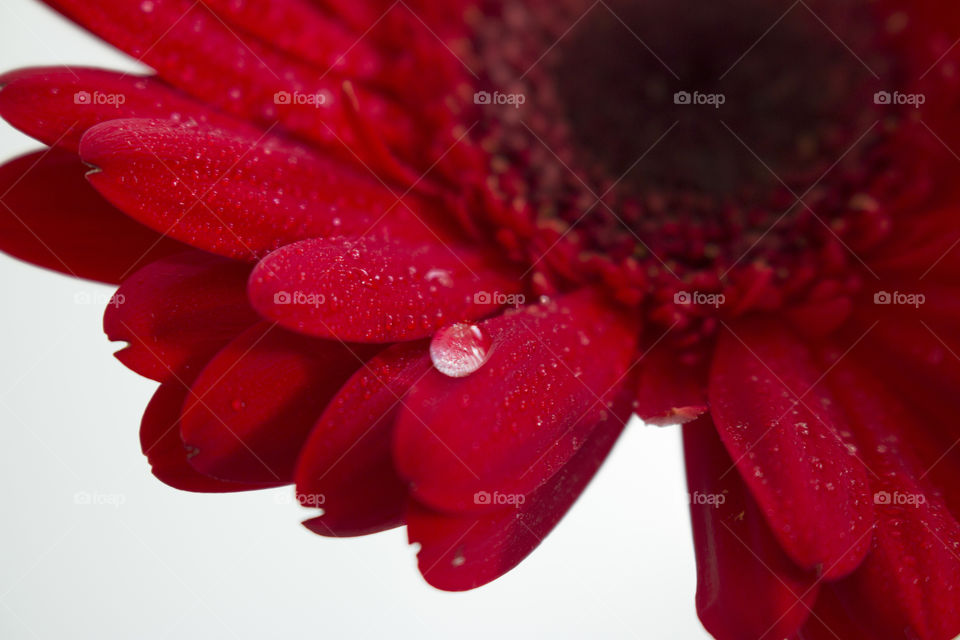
[470, 0, 910, 331]
[552, 1, 879, 198]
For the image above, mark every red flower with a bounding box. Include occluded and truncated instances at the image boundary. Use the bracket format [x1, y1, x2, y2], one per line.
[2, 0, 960, 637]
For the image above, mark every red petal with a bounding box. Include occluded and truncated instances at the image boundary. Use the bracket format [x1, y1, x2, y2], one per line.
[249, 236, 522, 342]
[80, 118, 438, 260]
[408, 400, 628, 591]
[43, 0, 412, 151]
[633, 347, 707, 426]
[196, 0, 380, 77]
[104, 251, 259, 382]
[684, 416, 819, 640]
[393, 291, 637, 514]
[297, 341, 432, 537]
[795, 587, 872, 640]
[821, 356, 960, 640]
[141, 378, 280, 492]
[0, 148, 184, 284]
[0, 66, 256, 152]
[180, 322, 380, 483]
[708, 319, 873, 578]
[857, 313, 960, 397]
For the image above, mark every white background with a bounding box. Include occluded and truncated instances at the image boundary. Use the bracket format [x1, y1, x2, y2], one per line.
[0, 1, 709, 637]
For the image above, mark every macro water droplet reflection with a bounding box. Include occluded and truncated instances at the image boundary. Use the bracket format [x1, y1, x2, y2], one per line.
[430, 323, 492, 378]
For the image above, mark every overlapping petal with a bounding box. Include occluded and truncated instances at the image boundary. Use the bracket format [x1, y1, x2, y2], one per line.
[141, 377, 281, 492]
[708, 319, 873, 578]
[80, 118, 440, 259]
[180, 322, 380, 484]
[0, 66, 257, 151]
[684, 417, 819, 640]
[104, 251, 259, 381]
[0, 148, 183, 283]
[43, 0, 413, 150]
[822, 355, 960, 640]
[297, 341, 432, 537]
[408, 396, 628, 591]
[393, 291, 636, 513]
[249, 236, 522, 342]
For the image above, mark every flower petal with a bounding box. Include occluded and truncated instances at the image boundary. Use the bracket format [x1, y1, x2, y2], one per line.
[180, 322, 380, 484]
[43, 0, 412, 150]
[708, 319, 873, 578]
[0, 66, 256, 152]
[408, 399, 628, 591]
[821, 355, 960, 640]
[104, 251, 259, 382]
[0, 148, 184, 284]
[633, 347, 707, 426]
[795, 587, 872, 640]
[141, 378, 280, 492]
[80, 118, 438, 260]
[249, 236, 522, 342]
[393, 291, 636, 514]
[196, 0, 380, 77]
[684, 416, 819, 640]
[297, 341, 432, 537]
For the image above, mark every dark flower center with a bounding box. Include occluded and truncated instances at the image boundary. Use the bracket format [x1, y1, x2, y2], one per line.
[470, 0, 911, 326]
[552, 0, 881, 198]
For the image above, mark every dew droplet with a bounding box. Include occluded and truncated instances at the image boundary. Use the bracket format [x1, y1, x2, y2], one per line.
[430, 323, 492, 378]
[424, 268, 454, 288]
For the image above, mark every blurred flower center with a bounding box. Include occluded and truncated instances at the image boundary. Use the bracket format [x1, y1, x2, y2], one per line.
[472, 0, 902, 283]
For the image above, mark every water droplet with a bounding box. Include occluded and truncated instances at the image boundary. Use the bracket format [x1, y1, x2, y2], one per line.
[424, 268, 454, 288]
[430, 323, 492, 378]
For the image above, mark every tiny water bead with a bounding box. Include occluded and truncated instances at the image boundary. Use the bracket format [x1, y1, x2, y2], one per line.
[429, 322, 493, 378]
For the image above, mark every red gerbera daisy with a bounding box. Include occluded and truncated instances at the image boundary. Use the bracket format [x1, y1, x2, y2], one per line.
[2, 0, 960, 637]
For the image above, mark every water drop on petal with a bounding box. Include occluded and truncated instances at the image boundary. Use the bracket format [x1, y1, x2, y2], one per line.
[430, 323, 492, 378]
[424, 268, 454, 288]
